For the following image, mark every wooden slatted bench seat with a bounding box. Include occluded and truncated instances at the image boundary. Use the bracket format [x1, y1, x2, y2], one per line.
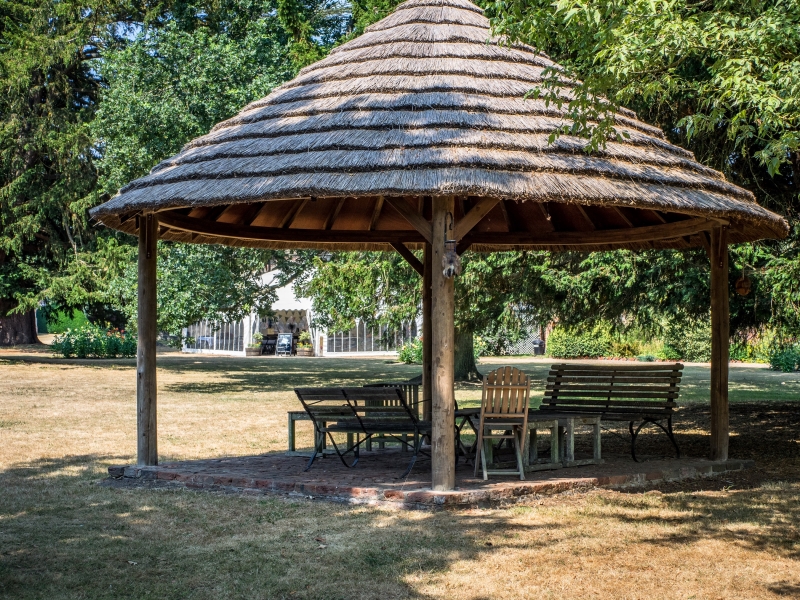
[537, 363, 684, 461]
[295, 387, 431, 477]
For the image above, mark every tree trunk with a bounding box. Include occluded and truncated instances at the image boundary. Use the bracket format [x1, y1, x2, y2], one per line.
[454, 326, 481, 382]
[0, 301, 39, 346]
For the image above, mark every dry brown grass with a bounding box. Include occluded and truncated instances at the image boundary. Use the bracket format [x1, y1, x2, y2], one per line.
[1, 350, 799, 599]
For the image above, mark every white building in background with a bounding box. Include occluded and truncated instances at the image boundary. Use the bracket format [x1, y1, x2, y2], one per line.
[181, 270, 416, 357]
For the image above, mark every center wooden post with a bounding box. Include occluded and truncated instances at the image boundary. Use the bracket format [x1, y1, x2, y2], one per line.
[709, 226, 730, 461]
[137, 213, 159, 466]
[431, 196, 456, 490]
[422, 242, 432, 424]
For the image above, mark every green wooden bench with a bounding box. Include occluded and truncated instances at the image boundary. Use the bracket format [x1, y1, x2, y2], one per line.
[536, 363, 684, 461]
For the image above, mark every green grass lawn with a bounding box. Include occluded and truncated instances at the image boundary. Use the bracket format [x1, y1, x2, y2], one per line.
[1, 351, 798, 599]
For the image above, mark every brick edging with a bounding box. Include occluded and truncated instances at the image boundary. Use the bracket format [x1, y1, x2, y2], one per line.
[106, 459, 755, 509]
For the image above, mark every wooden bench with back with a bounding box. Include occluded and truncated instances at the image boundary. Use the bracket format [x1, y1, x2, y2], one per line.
[295, 386, 431, 477]
[536, 363, 684, 461]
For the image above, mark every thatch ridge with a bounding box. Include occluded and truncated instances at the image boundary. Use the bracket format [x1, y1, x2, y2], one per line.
[301, 44, 554, 72]
[230, 93, 659, 137]
[152, 134, 710, 179]
[129, 148, 743, 199]
[364, 5, 489, 31]
[394, 0, 485, 15]
[107, 168, 767, 220]
[89, 0, 789, 248]
[192, 109, 685, 159]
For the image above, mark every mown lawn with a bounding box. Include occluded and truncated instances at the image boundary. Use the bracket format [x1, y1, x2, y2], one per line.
[1, 351, 799, 599]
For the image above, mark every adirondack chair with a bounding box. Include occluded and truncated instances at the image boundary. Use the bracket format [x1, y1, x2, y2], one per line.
[474, 366, 531, 480]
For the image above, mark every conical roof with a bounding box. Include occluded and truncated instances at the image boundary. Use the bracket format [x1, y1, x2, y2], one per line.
[90, 0, 788, 251]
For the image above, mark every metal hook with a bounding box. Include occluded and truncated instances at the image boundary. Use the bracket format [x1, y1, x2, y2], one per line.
[444, 211, 454, 235]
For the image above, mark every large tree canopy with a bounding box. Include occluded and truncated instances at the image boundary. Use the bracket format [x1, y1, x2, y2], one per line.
[0, 0, 335, 342]
[300, 0, 800, 351]
[2, 0, 798, 349]
[486, 0, 800, 337]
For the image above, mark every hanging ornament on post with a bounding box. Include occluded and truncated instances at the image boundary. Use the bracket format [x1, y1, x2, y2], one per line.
[735, 269, 752, 296]
[442, 211, 461, 278]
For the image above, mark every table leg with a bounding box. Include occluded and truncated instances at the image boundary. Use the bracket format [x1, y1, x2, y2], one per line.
[288, 414, 296, 453]
[593, 418, 602, 462]
[550, 423, 559, 466]
[565, 418, 575, 464]
[526, 427, 538, 466]
[483, 437, 494, 466]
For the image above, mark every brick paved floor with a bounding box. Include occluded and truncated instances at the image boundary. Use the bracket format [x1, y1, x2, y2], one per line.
[109, 449, 753, 509]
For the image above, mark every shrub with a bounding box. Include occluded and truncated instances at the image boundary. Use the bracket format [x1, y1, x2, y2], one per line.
[769, 344, 800, 372]
[52, 325, 136, 358]
[730, 331, 774, 364]
[398, 337, 423, 364]
[297, 330, 312, 349]
[473, 335, 488, 359]
[637, 354, 656, 362]
[657, 320, 711, 362]
[657, 344, 682, 361]
[545, 326, 611, 359]
[610, 341, 639, 358]
[249, 331, 264, 348]
[47, 310, 89, 334]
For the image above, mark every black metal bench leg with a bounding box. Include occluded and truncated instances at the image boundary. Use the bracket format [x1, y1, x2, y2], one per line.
[326, 432, 364, 469]
[630, 421, 645, 462]
[631, 419, 680, 462]
[648, 418, 681, 459]
[304, 429, 325, 471]
[400, 434, 424, 479]
[667, 417, 680, 458]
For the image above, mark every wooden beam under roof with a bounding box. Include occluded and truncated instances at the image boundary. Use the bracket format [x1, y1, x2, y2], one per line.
[453, 197, 502, 240]
[651, 210, 668, 223]
[457, 217, 722, 246]
[613, 207, 634, 228]
[369, 196, 384, 231]
[498, 200, 512, 232]
[159, 211, 425, 243]
[158, 211, 723, 248]
[575, 205, 597, 231]
[324, 198, 345, 230]
[536, 202, 556, 232]
[280, 198, 309, 228]
[385, 197, 432, 243]
[390, 242, 424, 275]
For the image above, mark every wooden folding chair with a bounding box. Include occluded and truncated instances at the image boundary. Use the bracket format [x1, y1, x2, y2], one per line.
[474, 366, 531, 480]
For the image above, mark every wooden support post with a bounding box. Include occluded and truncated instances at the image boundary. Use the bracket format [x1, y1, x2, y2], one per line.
[431, 197, 455, 490]
[709, 226, 730, 461]
[137, 213, 158, 466]
[422, 243, 432, 424]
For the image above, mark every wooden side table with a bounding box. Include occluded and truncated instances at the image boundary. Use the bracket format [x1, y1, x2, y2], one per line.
[478, 413, 603, 471]
[522, 417, 563, 471]
[286, 411, 338, 457]
[555, 414, 603, 466]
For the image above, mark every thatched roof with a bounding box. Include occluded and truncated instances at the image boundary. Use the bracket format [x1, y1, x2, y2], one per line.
[89, 0, 788, 252]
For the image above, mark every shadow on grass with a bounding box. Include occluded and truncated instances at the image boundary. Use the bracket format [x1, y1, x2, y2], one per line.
[0, 453, 541, 600]
[160, 356, 424, 395]
[2, 446, 800, 599]
[602, 481, 800, 561]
